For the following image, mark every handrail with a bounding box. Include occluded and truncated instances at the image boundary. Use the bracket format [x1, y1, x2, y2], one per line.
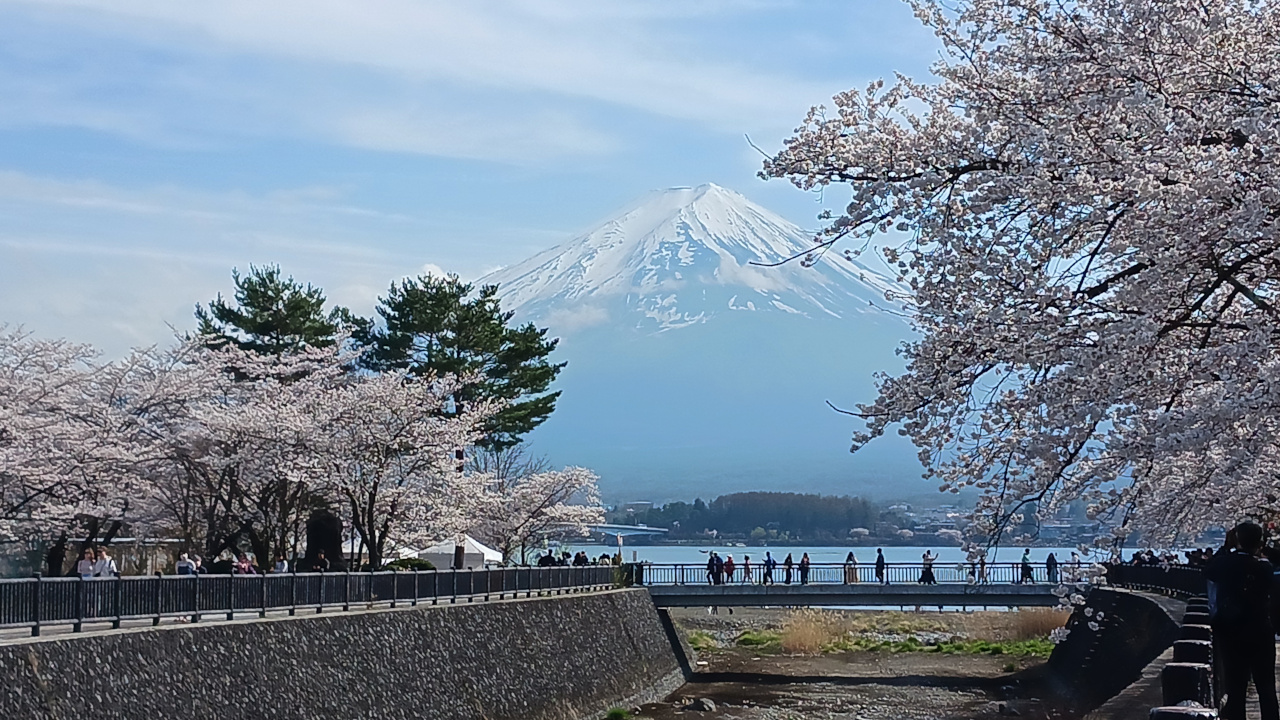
[634, 561, 1078, 586]
[1, 566, 618, 637]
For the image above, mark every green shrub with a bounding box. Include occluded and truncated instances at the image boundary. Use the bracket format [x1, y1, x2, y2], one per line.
[383, 558, 434, 571]
[605, 708, 631, 720]
[687, 631, 717, 652]
[735, 630, 782, 650]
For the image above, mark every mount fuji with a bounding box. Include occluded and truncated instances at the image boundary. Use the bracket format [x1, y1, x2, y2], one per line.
[479, 184, 925, 503]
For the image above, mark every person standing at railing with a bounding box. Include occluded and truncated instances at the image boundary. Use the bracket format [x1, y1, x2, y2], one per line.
[1205, 521, 1279, 720]
[783, 553, 794, 584]
[176, 553, 196, 575]
[234, 552, 257, 575]
[919, 551, 937, 584]
[798, 553, 810, 585]
[272, 554, 288, 573]
[741, 555, 752, 584]
[76, 548, 95, 579]
[875, 548, 887, 585]
[705, 554, 716, 585]
[310, 550, 330, 573]
[1046, 553, 1059, 584]
[844, 552, 858, 584]
[724, 555, 736, 583]
[978, 554, 988, 584]
[92, 548, 117, 577]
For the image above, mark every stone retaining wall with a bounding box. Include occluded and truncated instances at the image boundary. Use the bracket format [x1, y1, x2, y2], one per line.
[1047, 587, 1183, 712]
[0, 588, 683, 720]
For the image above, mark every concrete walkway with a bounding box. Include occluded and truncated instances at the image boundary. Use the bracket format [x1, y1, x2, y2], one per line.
[1086, 640, 1280, 719]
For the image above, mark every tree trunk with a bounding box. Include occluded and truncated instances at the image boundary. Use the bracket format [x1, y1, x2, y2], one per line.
[247, 527, 271, 571]
[45, 531, 68, 576]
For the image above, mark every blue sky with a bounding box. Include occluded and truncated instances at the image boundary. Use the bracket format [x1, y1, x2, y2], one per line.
[0, 0, 940, 355]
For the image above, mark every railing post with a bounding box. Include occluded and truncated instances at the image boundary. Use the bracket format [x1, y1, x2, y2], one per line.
[412, 570, 419, 607]
[74, 575, 84, 633]
[192, 573, 201, 623]
[112, 572, 123, 629]
[289, 571, 297, 616]
[316, 572, 324, 614]
[31, 573, 41, 637]
[259, 572, 268, 619]
[391, 571, 398, 609]
[154, 573, 163, 626]
[343, 571, 351, 612]
[226, 573, 234, 622]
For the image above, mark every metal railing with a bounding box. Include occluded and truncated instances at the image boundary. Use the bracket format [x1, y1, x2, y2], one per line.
[636, 561, 1077, 586]
[1102, 562, 1206, 597]
[0, 566, 617, 636]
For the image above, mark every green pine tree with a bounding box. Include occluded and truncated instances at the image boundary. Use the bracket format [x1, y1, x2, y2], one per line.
[195, 265, 364, 353]
[361, 273, 563, 449]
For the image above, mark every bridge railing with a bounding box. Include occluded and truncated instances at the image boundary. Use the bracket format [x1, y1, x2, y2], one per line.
[0, 566, 617, 637]
[637, 561, 1073, 586]
[1102, 562, 1206, 597]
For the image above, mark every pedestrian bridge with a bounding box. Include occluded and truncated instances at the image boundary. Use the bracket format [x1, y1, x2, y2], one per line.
[636, 562, 1070, 607]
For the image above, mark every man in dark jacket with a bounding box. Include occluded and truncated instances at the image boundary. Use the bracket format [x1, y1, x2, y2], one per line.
[1205, 521, 1279, 720]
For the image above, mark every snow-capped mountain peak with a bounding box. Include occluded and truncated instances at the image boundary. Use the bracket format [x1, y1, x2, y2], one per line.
[480, 183, 900, 332]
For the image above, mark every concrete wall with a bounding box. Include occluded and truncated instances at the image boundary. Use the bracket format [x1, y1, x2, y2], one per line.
[0, 588, 684, 720]
[1047, 587, 1183, 712]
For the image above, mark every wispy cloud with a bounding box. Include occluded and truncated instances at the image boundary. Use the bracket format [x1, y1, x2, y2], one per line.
[0, 0, 922, 161]
[0, 169, 566, 353]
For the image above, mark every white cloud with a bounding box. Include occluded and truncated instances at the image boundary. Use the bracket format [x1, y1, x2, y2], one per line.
[543, 304, 610, 334]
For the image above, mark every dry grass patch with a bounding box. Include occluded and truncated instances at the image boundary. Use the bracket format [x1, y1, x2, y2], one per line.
[780, 609, 845, 654]
[1009, 608, 1071, 640]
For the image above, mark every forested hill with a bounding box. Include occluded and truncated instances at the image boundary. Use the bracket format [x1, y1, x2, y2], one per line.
[609, 492, 878, 544]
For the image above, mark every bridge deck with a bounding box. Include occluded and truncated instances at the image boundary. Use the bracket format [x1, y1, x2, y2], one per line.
[645, 583, 1062, 607]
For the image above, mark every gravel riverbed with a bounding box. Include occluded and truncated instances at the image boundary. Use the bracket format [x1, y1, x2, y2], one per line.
[633, 608, 1080, 720]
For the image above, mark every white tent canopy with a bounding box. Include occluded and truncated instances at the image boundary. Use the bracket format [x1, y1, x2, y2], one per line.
[414, 535, 502, 570]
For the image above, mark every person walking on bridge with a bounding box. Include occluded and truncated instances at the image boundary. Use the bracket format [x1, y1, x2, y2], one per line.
[1019, 549, 1035, 584]
[762, 552, 776, 585]
[741, 555, 752, 584]
[1206, 521, 1279, 720]
[875, 548, 888, 585]
[705, 553, 716, 585]
[724, 555, 736, 583]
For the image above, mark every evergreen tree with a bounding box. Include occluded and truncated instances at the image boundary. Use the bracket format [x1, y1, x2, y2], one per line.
[362, 273, 563, 449]
[195, 265, 362, 353]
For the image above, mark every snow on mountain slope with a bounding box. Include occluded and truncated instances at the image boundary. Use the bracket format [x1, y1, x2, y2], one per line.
[479, 183, 902, 333]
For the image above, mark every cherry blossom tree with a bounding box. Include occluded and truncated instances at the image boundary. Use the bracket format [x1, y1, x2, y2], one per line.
[763, 0, 1280, 546]
[469, 444, 603, 564]
[2, 326, 595, 571]
[306, 370, 497, 570]
[0, 328, 116, 543]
